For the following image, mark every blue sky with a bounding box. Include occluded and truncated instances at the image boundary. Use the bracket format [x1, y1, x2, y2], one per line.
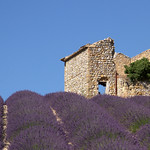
[0, 0, 150, 101]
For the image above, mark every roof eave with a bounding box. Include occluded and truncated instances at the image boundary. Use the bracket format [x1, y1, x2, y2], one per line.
[60, 44, 90, 62]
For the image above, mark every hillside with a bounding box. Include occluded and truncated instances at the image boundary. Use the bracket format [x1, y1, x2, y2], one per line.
[0, 91, 150, 150]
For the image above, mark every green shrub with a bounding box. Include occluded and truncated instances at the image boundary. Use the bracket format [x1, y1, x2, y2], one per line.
[124, 57, 150, 83]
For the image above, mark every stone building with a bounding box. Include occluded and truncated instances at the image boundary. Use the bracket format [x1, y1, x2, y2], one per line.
[61, 37, 150, 98]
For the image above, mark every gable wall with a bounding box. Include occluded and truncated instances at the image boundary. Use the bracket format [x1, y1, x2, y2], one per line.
[87, 38, 116, 98]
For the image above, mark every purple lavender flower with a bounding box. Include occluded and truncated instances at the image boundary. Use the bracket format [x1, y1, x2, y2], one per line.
[90, 136, 147, 150]
[4, 91, 150, 150]
[44, 92, 140, 149]
[91, 94, 150, 133]
[5, 91, 66, 145]
[135, 124, 150, 149]
[9, 125, 70, 150]
[129, 96, 150, 110]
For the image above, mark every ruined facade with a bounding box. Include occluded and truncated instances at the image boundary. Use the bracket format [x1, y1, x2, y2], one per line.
[61, 38, 150, 98]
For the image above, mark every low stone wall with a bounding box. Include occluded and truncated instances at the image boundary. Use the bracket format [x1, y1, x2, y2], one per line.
[117, 77, 150, 97]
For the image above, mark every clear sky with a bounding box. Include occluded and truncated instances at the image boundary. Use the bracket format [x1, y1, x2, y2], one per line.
[0, 0, 150, 101]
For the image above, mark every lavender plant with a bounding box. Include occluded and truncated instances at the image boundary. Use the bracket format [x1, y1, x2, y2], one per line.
[44, 92, 142, 149]
[90, 136, 147, 150]
[5, 90, 67, 145]
[9, 125, 70, 150]
[0, 96, 4, 150]
[135, 124, 150, 149]
[91, 94, 150, 133]
[4, 91, 150, 150]
[129, 96, 150, 109]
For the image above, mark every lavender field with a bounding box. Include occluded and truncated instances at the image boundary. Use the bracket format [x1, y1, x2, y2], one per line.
[0, 90, 150, 150]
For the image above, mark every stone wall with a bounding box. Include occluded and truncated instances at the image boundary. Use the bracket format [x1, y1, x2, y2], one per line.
[87, 38, 116, 98]
[64, 48, 89, 97]
[2, 105, 10, 150]
[113, 53, 131, 76]
[117, 78, 150, 97]
[131, 49, 150, 62]
[61, 38, 150, 98]
[63, 38, 117, 98]
[116, 49, 150, 98]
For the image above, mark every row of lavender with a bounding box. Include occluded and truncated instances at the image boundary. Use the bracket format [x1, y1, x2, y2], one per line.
[5, 91, 71, 150]
[0, 96, 4, 150]
[90, 95, 150, 149]
[45, 92, 149, 150]
[2, 91, 150, 150]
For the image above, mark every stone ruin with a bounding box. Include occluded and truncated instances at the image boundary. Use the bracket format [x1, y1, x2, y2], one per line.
[61, 37, 150, 98]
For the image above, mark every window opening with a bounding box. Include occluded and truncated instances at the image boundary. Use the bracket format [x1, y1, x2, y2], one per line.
[98, 82, 106, 95]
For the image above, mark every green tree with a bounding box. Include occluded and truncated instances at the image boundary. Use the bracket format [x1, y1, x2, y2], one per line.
[124, 57, 150, 83]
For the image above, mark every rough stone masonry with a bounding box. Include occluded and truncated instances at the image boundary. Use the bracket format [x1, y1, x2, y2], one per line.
[61, 37, 150, 98]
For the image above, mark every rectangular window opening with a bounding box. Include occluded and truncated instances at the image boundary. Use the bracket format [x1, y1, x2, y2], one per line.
[98, 82, 106, 95]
